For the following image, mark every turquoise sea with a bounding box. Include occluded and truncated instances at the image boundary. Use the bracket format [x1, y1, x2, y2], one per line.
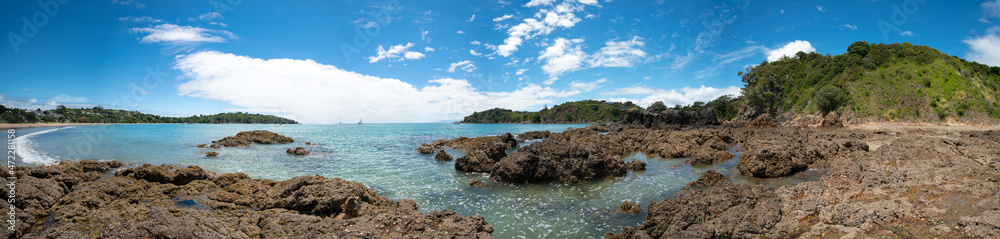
[4, 124, 823, 238]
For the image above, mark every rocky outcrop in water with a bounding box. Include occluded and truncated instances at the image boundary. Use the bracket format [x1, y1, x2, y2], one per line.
[517, 130, 551, 142]
[625, 159, 646, 171]
[2, 161, 493, 238]
[418, 133, 517, 154]
[435, 149, 452, 161]
[206, 151, 219, 157]
[286, 147, 309, 155]
[491, 140, 626, 184]
[618, 201, 641, 214]
[468, 179, 486, 187]
[212, 130, 295, 147]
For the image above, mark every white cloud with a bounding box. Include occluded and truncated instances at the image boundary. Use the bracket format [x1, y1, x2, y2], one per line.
[404, 51, 426, 60]
[190, 12, 221, 21]
[457, 30, 466, 34]
[130, 24, 237, 44]
[424, 47, 435, 52]
[493, 15, 514, 22]
[817, 5, 826, 12]
[516, 68, 529, 75]
[118, 16, 162, 23]
[899, 30, 914, 36]
[538, 38, 586, 84]
[538, 37, 647, 84]
[52, 94, 88, 103]
[839, 24, 858, 31]
[985, 0, 1000, 18]
[604, 85, 741, 107]
[470, 41, 482, 45]
[765, 40, 815, 62]
[448, 60, 477, 73]
[470, 50, 483, 56]
[173, 51, 588, 123]
[421, 30, 429, 41]
[589, 36, 646, 67]
[468, 14, 476, 22]
[964, 27, 1000, 67]
[496, 1, 595, 57]
[367, 43, 427, 63]
[567, 78, 606, 93]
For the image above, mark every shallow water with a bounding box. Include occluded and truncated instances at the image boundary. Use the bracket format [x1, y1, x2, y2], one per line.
[2, 124, 824, 238]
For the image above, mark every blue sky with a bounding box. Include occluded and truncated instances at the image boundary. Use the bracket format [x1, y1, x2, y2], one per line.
[2, 0, 1000, 123]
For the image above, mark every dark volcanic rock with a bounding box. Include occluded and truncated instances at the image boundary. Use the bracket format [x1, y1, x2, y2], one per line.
[212, 130, 295, 147]
[206, 151, 219, 157]
[737, 129, 869, 178]
[625, 159, 646, 171]
[286, 147, 309, 155]
[744, 114, 776, 129]
[618, 201, 641, 214]
[196, 144, 208, 148]
[435, 149, 453, 161]
[608, 174, 783, 239]
[619, 108, 719, 129]
[468, 179, 486, 187]
[18, 162, 494, 238]
[455, 141, 509, 173]
[681, 170, 727, 191]
[490, 141, 626, 184]
[418, 132, 518, 153]
[518, 130, 551, 142]
[822, 112, 843, 127]
[689, 147, 734, 167]
[209, 144, 221, 149]
[736, 149, 803, 178]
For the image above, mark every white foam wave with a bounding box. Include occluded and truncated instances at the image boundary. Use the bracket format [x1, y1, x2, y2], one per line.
[14, 127, 69, 165]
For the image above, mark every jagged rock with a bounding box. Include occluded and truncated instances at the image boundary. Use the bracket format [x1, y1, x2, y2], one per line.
[286, 147, 309, 155]
[435, 150, 453, 161]
[745, 114, 776, 129]
[618, 201, 641, 214]
[518, 130, 551, 142]
[196, 144, 208, 148]
[20, 162, 494, 238]
[116, 164, 212, 185]
[206, 152, 219, 157]
[625, 159, 646, 171]
[212, 130, 294, 147]
[689, 148, 734, 167]
[455, 141, 509, 173]
[418, 133, 518, 153]
[490, 141, 626, 184]
[305, 141, 313, 145]
[681, 170, 727, 191]
[822, 112, 843, 127]
[468, 179, 486, 187]
[417, 144, 435, 154]
[619, 108, 720, 129]
[209, 144, 221, 149]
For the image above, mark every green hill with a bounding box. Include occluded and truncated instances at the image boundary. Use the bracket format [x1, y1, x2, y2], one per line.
[0, 105, 298, 124]
[739, 41, 1000, 123]
[462, 100, 641, 123]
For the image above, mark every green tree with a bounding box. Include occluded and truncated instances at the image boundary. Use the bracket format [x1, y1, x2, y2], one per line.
[814, 85, 846, 114]
[848, 41, 870, 57]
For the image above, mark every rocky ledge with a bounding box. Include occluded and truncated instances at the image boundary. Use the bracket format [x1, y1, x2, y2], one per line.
[212, 130, 295, 147]
[0, 161, 493, 238]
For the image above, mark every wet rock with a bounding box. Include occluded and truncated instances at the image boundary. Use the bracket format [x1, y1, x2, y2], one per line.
[210, 144, 221, 149]
[468, 179, 486, 187]
[116, 164, 211, 185]
[417, 144, 435, 154]
[305, 141, 313, 145]
[518, 130, 551, 142]
[689, 148, 734, 167]
[418, 133, 518, 153]
[625, 159, 646, 171]
[212, 130, 295, 147]
[822, 112, 843, 127]
[490, 141, 626, 184]
[618, 201, 641, 214]
[435, 150, 453, 161]
[455, 141, 509, 173]
[681, 170, 728, 191]
[286, 147, 309, 155]
[196, 144, 208, 148]
[206, 151, 219, 157]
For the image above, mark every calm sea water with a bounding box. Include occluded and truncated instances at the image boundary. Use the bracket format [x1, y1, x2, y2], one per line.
[3, 124, 821, 238]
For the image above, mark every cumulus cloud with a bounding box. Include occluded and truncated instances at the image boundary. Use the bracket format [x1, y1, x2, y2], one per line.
[130, 24, 237, 44]
[538, 37, 647, 84]
[448, 60, 477, 73]
[367, 43, 427, 63]
[985, 0, 1000, 19]
[765, 40, 815, 62]
[964, 27, 1000, 67]
[603, 85, 741, 107]
[173, 51, 591, 123]
[496, 0, 597, 57]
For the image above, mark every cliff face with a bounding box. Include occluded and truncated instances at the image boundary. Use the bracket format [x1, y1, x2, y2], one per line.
[617, 108, 720, 129]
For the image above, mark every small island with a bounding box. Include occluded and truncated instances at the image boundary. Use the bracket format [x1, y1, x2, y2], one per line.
[0, 105, 298, 125]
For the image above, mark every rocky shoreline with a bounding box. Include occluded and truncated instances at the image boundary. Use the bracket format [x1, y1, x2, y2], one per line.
[0, 160, 493, 238]
[418, 108, 1000, 238]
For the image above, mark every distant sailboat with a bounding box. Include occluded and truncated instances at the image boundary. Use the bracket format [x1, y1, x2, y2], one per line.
[339, 118, 342, 124]
[358, 118, 363, 124]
